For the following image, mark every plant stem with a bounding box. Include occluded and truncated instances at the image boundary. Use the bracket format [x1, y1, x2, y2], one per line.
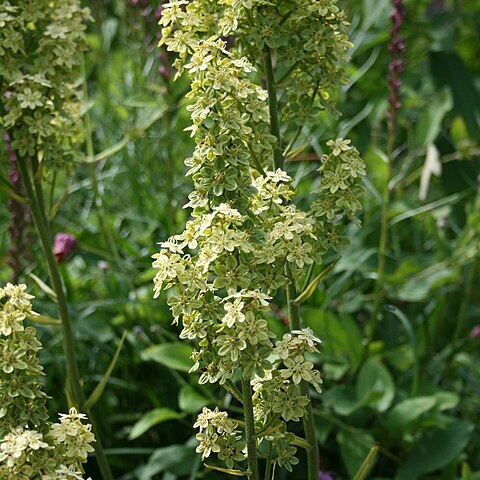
[287, 280, 320, 480]
[241, 375, 260, 480]
[263, 47, 283, 170]
[17, 157, 114, 480]
[264, 42, 319, 478]
[363, 135, 393, 361]
[264, 441, 273, 480]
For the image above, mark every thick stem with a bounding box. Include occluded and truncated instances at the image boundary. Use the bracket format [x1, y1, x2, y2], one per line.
[263, 47, 283, 170]
[264, 441, 273, 480]
[241, 375, 260, 480]
[17, 157, 114, 480]
[287, 280, 320, 480]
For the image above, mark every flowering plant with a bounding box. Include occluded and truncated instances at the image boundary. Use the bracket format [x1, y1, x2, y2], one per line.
[152, 0, 366, 477]
[0, 284, 95, 480]
[0, 0, 90, 167]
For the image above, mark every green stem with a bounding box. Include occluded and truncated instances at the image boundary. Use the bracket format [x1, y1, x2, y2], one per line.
[241, 375, 260, 480]
[287, 280, 319, 480]
[17, 157, 114, 480]
[363, 133, 393, 362]
[264, 42, 319, 478]
[445, 259, 477, 374]
[263, 47, 283, 170]
[264, 441, 273, 480]
[451, 260, 476, 345]
[276, 61, 300, 86]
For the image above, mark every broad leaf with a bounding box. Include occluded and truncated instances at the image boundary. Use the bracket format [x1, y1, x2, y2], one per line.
[140, 343, 193, 372]
[129, 408, 185, 440]
[385, 397, 437, 433]
[178, 385, 209, 414]
[337, 430, 376, 478]
[397, 420, 473, 480]
[356, 358, 395, 412]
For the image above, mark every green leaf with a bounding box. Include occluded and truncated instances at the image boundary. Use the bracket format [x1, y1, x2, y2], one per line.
[356, 358, 395, 412]
[362, 0, 391, 29]
[315, 416, 333, 444]
[178, 385, 209, 414]
[136, 442, 197, 479]
[432, 391, 459, 411]
[385, 397, 437, 433]
[416, 88, 453, 147]
[389, 192, 465, 226]
[84, 330, 127, 409]
[303, 310, 363, 369]
[397, 420, 474, 480]
[294, 258, 339, 304]
[462, 463, 474, 480]
[28, 273, 57, 302]
[322, 385, 360, 416]
[385, 305, 418, 395]
[204, 464, 247, 476]
[353, 444, 379, 480]
[140, 343, 193, 372]
[394, 266, 459, 302]
[29, 314, 61, 326]
[430, 51, 480, 142]
[337, 430, 376, 478]
[363, 147, 388, 194]
[129, 408, 185, 440]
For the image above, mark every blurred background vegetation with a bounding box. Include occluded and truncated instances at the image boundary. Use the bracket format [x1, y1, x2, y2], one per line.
[1, 0, 479, 478]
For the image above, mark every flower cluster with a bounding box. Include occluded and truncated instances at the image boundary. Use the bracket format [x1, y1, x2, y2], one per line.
[153, 0, 365, 474]
[311, 138, 366, 252]
[0, 284, 94, 480]
[0, 1, 90, 167]
[194, 407, 245, 468]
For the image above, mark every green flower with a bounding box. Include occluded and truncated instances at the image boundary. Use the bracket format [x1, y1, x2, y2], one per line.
[286, 238, 314, 269]
[213, 255, 251, 290]
[272, 385, 309, 422]
[217, 435, 246, 469]
[280, 355, 314, 384]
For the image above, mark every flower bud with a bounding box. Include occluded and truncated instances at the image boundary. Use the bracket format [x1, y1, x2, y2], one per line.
[470, 325, 480, 339]
[53, 233, 77, 263]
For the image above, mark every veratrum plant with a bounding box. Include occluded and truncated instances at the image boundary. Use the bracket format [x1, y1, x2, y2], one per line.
[0, 284, 95, 480]
[0, 0, 90, 167]
[152, 1, 365, 478]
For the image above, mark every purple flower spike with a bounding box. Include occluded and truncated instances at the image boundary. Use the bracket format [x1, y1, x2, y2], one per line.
[387, 0, 406, 135]
[53, 233, 77, 263]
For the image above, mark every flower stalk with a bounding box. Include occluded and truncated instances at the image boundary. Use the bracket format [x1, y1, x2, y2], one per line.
[264, 48, 283, 170]
[241, 375, 260, 480]
[16, 156, 114, 480]
[3, 132, 30, 283]
[287, 281, 320, 480]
